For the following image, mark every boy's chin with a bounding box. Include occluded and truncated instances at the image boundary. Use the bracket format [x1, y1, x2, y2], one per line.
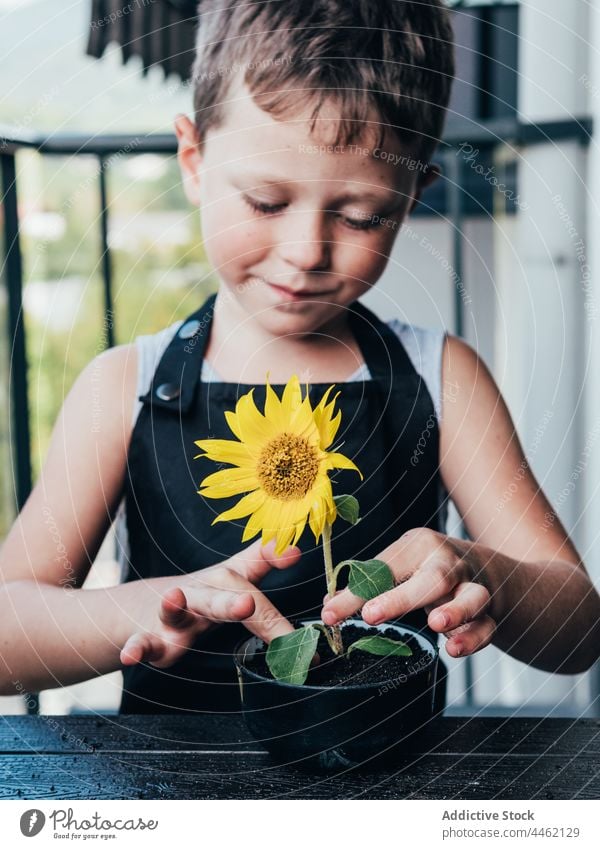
[258, 302, 338, 336]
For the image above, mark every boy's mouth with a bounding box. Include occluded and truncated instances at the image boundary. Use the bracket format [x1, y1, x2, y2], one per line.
[264, 280, 331, 301]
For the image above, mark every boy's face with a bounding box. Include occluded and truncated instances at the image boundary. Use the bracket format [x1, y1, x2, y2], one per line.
[175, 75, 437, 338]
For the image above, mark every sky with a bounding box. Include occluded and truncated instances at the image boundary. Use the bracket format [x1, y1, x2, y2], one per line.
[0, 0, 37, 8]
[0, 0, 192, 133]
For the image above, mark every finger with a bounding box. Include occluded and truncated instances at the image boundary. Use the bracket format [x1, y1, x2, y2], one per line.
[120, 635, 145, 666]
[188, 558, 297, 643]
[424, 592, 453, 616]
[217, 570, 296, 643]
[323, 589, 345, 606]
[159, 587, 197, 630]
[428, 582, 491, 633]
[321, 586, 364, 625]
[322, 560, 451, 626]
[242, 594, 295, 644]
[321, 573, 417, 625]
[120, 634, 166, 666]
[361, 566, 453, 625]
[444, 615, 496, 657]
[226, 538, 302, 584]
[184, 585, 256, 623]
[321, 538, 429, 625]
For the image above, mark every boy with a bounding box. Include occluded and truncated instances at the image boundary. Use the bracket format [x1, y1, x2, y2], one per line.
[0, 0, 598, 713]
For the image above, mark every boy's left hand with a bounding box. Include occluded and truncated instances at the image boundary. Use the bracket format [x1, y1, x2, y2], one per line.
[321, 527, 497, 658]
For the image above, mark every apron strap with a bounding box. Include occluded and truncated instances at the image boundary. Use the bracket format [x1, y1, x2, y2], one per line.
[348, 299, 422, 386]
[138, 293, 216, 414]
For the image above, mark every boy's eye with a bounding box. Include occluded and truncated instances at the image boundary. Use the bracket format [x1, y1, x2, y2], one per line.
[243, 195, 286, 215]
[243, 194, 385, 231]
[342, 215, 381, 231]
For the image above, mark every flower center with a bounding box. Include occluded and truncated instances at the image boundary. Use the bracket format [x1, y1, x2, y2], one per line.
[257, 433, 320, 501]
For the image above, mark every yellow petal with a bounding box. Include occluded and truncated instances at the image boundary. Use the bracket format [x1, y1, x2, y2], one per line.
[211, 489, 267, 524]
[326, 410, 342, 448]
[290, 394, 320, 443]
[274, 527, 295, 556]
[194, 439, 254, 468]
[313, 387, 343, 448]
[313, 385, 335, 426]
[199, 466, 259, 490]
[256, 497, 295, 553]
[200, 480, 259, 499]
[273, 502, 300, 554]
[224, 410, 243, 441]
[309, 498, 328, 541]
[265, 376, 285, 429]
[280, 374, 302, 416]
[322, 451, 363, 479]
[235, 390, 279, 451]
[292, 513, 307, 546]
[241, 495, 273, 542]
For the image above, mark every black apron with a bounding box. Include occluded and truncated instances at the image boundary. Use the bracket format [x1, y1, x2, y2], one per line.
[120, 293, 447, 713]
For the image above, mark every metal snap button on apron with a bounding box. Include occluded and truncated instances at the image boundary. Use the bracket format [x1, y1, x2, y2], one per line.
[178, 320, 201, 339]
[155, 382, 181, 402]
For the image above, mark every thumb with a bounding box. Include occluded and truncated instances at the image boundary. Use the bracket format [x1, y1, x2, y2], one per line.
[260, 537, 302, 569]
[120, 633, 166, 666]
[229, 537, 302, 584]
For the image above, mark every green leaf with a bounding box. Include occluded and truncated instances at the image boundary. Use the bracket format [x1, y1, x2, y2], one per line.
[266, 626, 320, 685]
[347, 559, 395, 600]
[347, 636, 413, 658]
[333, 494, 361, 525]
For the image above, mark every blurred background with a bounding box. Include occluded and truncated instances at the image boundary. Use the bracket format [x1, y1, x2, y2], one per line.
[1, 0, 599, 717]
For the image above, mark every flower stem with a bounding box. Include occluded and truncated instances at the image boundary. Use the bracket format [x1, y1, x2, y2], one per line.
[322, 522, 343, 655]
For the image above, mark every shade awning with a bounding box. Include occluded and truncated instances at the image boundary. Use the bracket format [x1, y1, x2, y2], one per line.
[86, 0, 199, 81]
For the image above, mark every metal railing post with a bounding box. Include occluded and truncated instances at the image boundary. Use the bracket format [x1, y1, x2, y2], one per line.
[1, 153, 32, 512]
[98, 156, 115, 349]
[1, 151, 38, 715]
[444, 145, 475, 710]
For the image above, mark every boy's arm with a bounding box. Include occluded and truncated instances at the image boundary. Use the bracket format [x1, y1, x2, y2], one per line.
[322, 334, 600, 674]
[0, 344, 137, 693]
[437, 334, 600, 672]
[0, 346, 296, 695]
[0, 541, 298, 694]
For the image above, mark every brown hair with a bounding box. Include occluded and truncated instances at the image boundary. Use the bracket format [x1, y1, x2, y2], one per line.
[191, 0, 454, 164]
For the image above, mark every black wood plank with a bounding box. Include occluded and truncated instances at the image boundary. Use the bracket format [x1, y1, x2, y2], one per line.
[1, 715, 599, 758]
[0, 713, 256, 753]
[0, 750, 598, 800]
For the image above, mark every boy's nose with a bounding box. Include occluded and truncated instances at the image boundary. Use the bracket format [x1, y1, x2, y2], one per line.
[277, 211, 331, 271]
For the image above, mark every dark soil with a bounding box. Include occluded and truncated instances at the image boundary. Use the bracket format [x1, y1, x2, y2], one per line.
[247, 623, 434, 687]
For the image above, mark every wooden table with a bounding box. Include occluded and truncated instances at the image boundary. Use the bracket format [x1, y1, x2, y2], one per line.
[0, 714, 598, 799]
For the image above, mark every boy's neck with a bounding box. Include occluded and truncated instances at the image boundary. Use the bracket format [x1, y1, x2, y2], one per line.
[204, 289, 365, 384]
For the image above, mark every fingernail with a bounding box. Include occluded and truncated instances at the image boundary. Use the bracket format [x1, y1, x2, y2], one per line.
[364, 602, 383, 622]
[453, 641, 463, 657]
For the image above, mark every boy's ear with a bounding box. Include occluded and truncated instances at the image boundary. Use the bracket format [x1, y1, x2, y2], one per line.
[407, 163, 442, 215]
[174, 114, 203, 206]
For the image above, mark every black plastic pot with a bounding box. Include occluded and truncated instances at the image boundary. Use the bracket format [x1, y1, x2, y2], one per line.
[233, 618, 441, 770]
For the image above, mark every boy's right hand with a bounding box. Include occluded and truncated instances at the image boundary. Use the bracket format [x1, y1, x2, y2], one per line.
[120, 539, 300, 669]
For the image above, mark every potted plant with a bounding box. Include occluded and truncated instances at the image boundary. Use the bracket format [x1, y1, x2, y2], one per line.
[195, 376, 440, 769]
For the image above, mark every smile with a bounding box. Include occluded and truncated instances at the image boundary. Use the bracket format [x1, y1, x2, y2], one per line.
[264, 280, 332, 301]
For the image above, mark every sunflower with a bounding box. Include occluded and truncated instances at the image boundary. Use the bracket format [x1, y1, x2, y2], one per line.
[194, 375, 362, 554]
